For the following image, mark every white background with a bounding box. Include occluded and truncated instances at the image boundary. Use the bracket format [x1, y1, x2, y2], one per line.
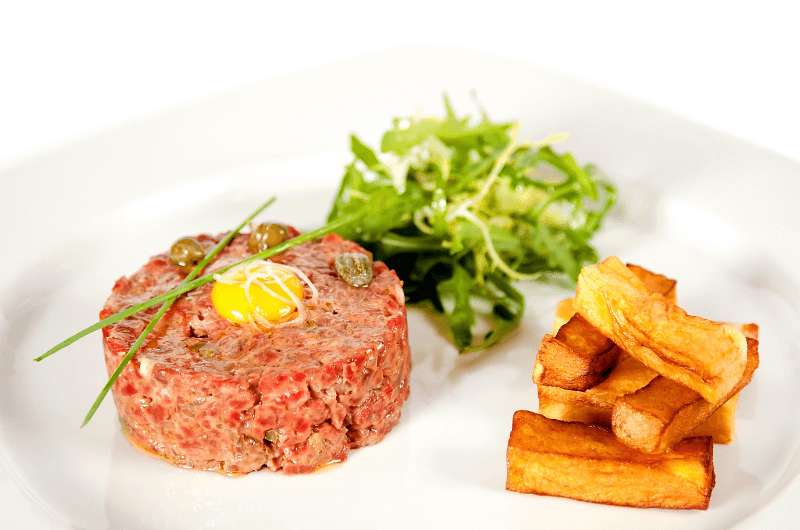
[1, 0, 799, 168]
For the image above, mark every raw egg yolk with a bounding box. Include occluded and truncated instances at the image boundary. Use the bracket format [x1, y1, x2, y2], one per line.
[211, 268, 304, 324]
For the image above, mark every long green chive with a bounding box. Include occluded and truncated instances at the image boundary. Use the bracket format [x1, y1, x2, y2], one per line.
[80, 196, 276, 426]
[35, 211, 361, 363]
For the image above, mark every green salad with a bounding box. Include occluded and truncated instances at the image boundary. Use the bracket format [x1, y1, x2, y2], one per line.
[327, 97, 616, 352]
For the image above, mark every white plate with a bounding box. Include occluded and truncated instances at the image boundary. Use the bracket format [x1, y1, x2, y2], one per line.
[2, 48, 799, 530]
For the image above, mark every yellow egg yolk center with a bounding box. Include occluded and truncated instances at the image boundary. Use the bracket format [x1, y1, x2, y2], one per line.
[211, 266, 304, 325]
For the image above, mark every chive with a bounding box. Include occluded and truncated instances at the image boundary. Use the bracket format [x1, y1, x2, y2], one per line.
[35, 211, 361, 363]
[80, 196, 276, 426]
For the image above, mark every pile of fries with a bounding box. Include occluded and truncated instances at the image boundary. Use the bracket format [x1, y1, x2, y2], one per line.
[506, 257, 759, 509]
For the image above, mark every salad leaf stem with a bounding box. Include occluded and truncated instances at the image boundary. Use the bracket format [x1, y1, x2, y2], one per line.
[455, 208, 542, 281]
[449, 125, 518, 217]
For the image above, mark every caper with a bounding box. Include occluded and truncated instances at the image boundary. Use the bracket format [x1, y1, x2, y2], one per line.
[197, 347, 216, 360]
[335, 252, 373, 287]
[248, 223, 289, 253]
[169, 237, 205, 273]
[264, 429, 279, 444]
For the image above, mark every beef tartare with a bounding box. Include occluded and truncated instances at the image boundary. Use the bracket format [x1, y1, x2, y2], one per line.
[100, 231, 410, 474]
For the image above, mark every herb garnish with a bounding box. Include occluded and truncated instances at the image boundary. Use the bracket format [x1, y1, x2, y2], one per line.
[327, 97, 616, 351]
[79, 197, 275, 426]
[37, 198, 361, 426]
[34, 213, 359, 364]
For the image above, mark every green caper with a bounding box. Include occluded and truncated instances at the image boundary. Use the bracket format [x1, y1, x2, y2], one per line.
[335, 252, 373, 287]
[169, 237, 205, 273]
[248, 223, 289, 253]
[197, 347, 216, 360]
[264, 429, 279, 444]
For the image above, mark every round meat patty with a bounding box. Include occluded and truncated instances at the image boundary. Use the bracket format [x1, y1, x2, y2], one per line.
[100, 231, 411, 474]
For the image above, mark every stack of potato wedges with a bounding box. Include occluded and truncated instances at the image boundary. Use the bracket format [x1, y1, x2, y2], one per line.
[506, 257, 759, 510]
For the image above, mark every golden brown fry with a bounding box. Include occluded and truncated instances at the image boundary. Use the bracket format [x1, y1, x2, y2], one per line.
[539, 389, 738, 444]
[690, 397, 737, 444]
[506, 410, 715, 509]
[537, 353, 657, 424]
[612, 336, 759, 453]
[538, 389, 609, 425]
[534, 315, 618, 390]
[536, 264, 676, 391]
[575, 257, 747, 403]
[537, 352, 738, 444]
[626, 264, 678, 302]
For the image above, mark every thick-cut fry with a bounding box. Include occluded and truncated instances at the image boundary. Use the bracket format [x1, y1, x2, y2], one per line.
[539, 324, 757, 444]
[575, 257, 747, 403]
[536, 264, 676, 391]
[538, 386, 738, 444]
[612, 335, 759, 453]
[534, 315, 618, 390]
[537, 353, 738, 443]
[626, 264, 678, 301]
[537, 353, 657, 424]
[692, 398, 737, 444]
[506, 410, 715, 509]
[540, 390, 738, 443]
[538, 388, 609, 425]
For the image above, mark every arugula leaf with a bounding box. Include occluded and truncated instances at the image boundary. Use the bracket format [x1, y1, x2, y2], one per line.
[437, 264, 476, 350]
[350, 134, 382, 169]
[472, 272, 525, 352]
[381, 119, 443, 155]
[328, 96, 616, 352]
